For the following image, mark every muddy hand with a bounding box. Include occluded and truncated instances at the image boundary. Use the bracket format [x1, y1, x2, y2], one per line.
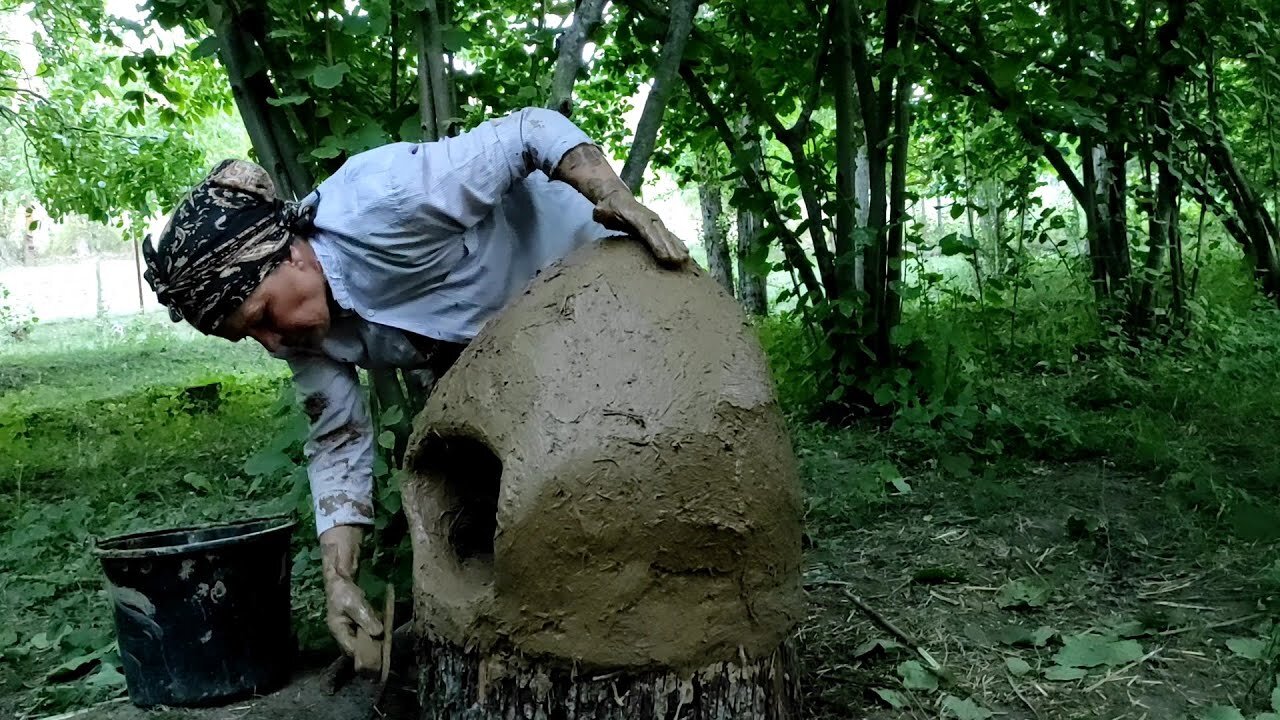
[320, 525, 385, 673]
[593, 191, 690, 268]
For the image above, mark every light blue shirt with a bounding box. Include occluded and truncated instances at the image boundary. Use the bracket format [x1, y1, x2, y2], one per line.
[276, 108, 611, 535]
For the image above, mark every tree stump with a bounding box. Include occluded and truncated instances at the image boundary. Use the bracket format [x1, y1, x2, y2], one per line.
[402, 238, 804, 719]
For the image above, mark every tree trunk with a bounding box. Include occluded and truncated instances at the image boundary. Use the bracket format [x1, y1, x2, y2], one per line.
[417, 636, 800, 719]
[699, 184, 734, 295]
[736, 122, 768, 315]
[416, 0, 453, 141]
[854, 141, 870, 291]
[877, 0, 921, 364]
[620, 0, 699, 192]
[20, 206, 34, 265]
[208, 0, 298, 198]
[737, 210, 768, 315]
[1206, 137, 1280, 296]
[831, 0, 857, 298]
[547, 0, 609, 115]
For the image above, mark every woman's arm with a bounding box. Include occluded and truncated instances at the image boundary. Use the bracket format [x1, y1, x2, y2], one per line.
[553, 142, 689, 267]
[286, 353, 384, 669]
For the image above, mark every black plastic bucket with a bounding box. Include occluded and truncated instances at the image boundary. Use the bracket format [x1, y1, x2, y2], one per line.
[94, 516, 298, 707]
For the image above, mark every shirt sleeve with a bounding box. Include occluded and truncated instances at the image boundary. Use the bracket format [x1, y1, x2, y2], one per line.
[286, 352, 376, 536]
[394, 106, 594, 237]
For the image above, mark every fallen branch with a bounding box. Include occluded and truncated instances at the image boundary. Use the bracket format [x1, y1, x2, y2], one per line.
[842, 587, 950, 682]
[1005, 669, 1043, 720]
[1156, 612, 1265, 637]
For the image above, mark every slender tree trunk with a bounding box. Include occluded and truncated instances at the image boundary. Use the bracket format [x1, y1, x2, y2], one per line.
[681, 67, 823, 300]
[620, 0, 699, 192]
[700, 184, 734, 295]
[854, 141, 870, 292]
[878, 0, 921, 363]
[831, 0, 857, 298]
[736, 121, 768, 316]
[547, 0, 609, 115]
[417, 0, 453, 141]
[737, 209, 768, 315]
[20, 206, 34, 265]
[208, 0, 300, 197]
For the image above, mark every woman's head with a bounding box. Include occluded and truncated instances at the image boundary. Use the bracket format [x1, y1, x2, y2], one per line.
[219, 239, 331, 352]
[143, 159, 325, 350]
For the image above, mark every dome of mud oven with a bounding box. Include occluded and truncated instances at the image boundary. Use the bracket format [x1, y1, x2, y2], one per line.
[403, 238, 803, 670]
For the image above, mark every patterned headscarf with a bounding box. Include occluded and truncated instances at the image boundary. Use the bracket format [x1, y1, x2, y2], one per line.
[143, 159, 315, 335]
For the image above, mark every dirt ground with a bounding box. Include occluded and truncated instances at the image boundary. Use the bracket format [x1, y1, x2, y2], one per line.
[799, 463, 1274, 719]
[31, 464, 1276, 720]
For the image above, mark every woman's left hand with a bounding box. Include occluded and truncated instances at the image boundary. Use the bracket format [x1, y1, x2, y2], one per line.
[592, 191, 690, 268]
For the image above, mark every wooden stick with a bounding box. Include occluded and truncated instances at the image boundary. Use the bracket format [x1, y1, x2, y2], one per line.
[1006, 669, 1043, 720]
[843, 588, 947, 679]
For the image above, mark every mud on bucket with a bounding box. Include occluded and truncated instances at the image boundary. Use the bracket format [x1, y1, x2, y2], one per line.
[94, 516, 298, 707]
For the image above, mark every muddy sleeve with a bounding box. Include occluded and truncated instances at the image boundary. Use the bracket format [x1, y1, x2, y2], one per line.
[394, 107, 594, 236]
[287, 354, 376, 536]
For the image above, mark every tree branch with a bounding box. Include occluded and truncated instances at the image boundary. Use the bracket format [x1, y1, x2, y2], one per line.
[620, 0, 699, 192]
[680, 63, 824, 301]
[921, 24, 1089, 205]
[546, 0, 609, 116]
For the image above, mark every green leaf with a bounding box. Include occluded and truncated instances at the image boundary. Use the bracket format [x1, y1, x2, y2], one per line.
[897, 660, 938, 691]
[891, 478, 912, 494]
[243, 449, 293, 477]
[380, 405, 405, 426]
[939, 452, 973, 477]
[1272, 682, 1280, 712]
[873, 687, 908, 709]
[1005, 657, 1032, 676]
[312, 62, 350, 89]
[994, 625, 1034, 646]
[1031, 626, 1058, 647]
[940, 233, 976, 256]
[1054, 634, 1143, 668]
[180, 472, 211, 492]
[941, 695, 993, 720]
[84, 662, 126, 688]
[266, 94, 309, 106]
[1226, 637, 1267, 660]
[1197, 707, 1246, 720]
[440, 25, 469, 51]
[995, 578, 1050, 609]
[398, 114, 423, 142]
[377, 430, 396, 449]
[1043, 665, 1088, 681]
[192, 35, 220, 59]
[855, 638, 905, 658]
[311, 145, 342, 159]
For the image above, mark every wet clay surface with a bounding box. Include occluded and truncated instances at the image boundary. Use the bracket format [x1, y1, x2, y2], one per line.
[402, 237, 804, 671]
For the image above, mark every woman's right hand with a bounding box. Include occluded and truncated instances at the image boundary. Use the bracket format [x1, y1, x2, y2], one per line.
[320, 525, 385, 672]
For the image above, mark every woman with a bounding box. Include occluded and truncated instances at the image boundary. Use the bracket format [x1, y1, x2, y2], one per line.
[143, 106, 688, 667]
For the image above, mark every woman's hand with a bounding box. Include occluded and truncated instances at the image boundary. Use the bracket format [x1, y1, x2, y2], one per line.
[320, 525, 384, 672]
[592, 190, 689, 267]
[555, 143, 690, 268]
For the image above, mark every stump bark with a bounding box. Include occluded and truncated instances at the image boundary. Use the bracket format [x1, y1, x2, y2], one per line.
[403, 238, 805, 719]
[417, 635, 800, 719]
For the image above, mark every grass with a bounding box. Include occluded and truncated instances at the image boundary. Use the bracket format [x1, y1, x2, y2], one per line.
[0, 314, 311, 715]
[2, 251, 1279, 718]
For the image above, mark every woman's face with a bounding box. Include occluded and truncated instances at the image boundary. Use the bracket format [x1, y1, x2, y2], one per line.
[219, 240, 331, 353]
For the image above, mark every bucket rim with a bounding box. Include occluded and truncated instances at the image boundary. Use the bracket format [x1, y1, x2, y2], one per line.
[93, 514, 298, 559]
